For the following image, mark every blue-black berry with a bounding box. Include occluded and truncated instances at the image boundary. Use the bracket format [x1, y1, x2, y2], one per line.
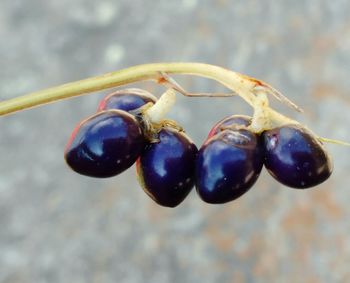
[136, 127, 198, 207]
[196, 116, 263, 204]
[263, 124, 333, 188]
[65, 110, 145, 178]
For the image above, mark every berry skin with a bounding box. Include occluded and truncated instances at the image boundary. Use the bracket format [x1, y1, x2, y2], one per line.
[196, 128, 263, 204]
[263, 124, 333, 188]
[136, 128, 198, 207]
[207, 115, 252, 139]
[65, 110, 145, 178]
[97, 88, 157, 112]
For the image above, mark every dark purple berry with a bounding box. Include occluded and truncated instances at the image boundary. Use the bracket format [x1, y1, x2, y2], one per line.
[136, 128, 198, 207]
[97, 88, 157, 112]
[207, 115, 252, 139]
[263, 124, 333, 188]
[65, 110, 145, 178]
[196, 128, 263, 204]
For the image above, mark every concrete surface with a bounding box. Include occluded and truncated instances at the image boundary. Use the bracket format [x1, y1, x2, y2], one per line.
[0, 0, 350, 282]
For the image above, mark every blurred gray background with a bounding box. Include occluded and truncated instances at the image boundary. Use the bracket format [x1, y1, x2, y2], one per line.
[1, 1, 350, 282]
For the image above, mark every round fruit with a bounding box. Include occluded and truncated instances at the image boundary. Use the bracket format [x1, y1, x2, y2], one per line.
[263, 124, 333, 188]
[65, 110, 145, 178]
[97, 88, 157, 112]
[207, 115, 252, 138]
[196, 128, 263, 204]
[136, 128, 198, 207]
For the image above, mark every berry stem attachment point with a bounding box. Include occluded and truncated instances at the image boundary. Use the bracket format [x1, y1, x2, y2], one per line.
[249, 93, 272, 134]
[249, 92, 300, 133]
[143, 89, 176, 124]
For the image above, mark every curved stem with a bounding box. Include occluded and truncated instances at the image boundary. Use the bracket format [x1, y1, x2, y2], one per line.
[144, 89, 177, 124]
[0, 63, 260, 116]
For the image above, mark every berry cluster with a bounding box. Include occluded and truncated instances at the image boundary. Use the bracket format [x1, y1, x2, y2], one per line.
[64, 88, 333, 207]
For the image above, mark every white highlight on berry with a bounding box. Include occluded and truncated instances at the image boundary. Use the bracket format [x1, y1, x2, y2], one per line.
[144, 89, 176, 124]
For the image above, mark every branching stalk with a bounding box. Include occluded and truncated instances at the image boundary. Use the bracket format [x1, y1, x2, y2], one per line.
[0, 62, 348, 146]
[0, 62, 280, 116]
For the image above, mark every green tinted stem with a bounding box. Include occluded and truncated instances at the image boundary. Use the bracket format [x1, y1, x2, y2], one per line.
[0, 63, 259, 116]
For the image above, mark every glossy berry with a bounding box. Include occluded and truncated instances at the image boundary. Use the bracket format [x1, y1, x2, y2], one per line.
[196, 127, 263, 204]
[136, 128, 198, 207]
[65, 110, 145, 178]
[207, 115, 252, 139]
[263, 124, 333, 188]
[97, 88, 157, 112]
